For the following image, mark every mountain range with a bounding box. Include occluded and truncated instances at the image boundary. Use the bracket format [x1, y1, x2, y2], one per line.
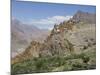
[11, 19, 49, 58]
[11, 10, 96, 64]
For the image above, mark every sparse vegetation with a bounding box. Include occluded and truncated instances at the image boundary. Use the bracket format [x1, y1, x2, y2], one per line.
[11, 10, 96, 75]
[11, 47, 96, 75]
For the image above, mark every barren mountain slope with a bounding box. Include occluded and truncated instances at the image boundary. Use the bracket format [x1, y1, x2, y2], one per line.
[11, 19, 49, 58]
[12, 11, 96, 64]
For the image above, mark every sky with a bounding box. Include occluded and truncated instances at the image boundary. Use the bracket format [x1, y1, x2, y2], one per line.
[12, 0, 96, 30]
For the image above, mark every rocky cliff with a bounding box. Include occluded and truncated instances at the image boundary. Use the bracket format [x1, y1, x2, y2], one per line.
[12, 11, 96, 64]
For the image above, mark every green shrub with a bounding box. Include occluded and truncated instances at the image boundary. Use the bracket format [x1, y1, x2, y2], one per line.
[11, 48, 96, 74]
[82, 56, 90, 63]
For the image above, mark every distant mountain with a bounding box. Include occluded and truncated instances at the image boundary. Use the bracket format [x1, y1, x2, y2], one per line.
[11, 19, 49, 58]
[12, 11, 96, 64]
[72, 10, 96, 24]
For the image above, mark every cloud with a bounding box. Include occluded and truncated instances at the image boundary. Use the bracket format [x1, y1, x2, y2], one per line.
[31, 16, 72, 25]
[28, 15, 72, 30]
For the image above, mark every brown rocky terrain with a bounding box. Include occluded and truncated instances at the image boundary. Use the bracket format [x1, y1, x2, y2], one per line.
[72, 10, 96, 24]
[11, 19, 49, 58]
[12, 11, 96, 64]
